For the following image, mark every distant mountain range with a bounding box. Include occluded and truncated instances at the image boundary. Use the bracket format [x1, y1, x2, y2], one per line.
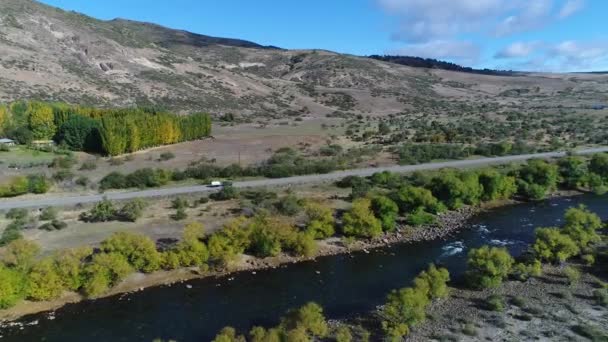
[0, 0, 606, 117]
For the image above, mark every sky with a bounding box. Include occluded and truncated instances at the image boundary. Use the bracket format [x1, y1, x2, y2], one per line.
[39, 0, 608, 72]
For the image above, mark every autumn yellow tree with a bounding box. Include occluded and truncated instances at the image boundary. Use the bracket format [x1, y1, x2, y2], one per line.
[27, 102, 56, 139]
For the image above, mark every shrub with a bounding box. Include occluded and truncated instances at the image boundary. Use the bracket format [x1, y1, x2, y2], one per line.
[82, 253, 132, 297]
[371, 195, 399, 232]
[593, 288, 608, 307]
[75, 176, 90, 187]
[27, 174, 50, 194]
[563, 266, 581, 287]
[381, 286, 429, 339]
[582, 254, 595, 266]
[26, 258, 64, 301]
[212, 327, 245, 342]
[115, 199, 147, 222]
[80, 199, 116, 222]
[406, 208, 436, 226]
[159, 152, 176, 161]
[342, 198, 383, 239]
[486, 294, 505, 312]
[79, 160, 97, 171]
[533, 227, 580, 263]
[466, 246, 514, 289]
[39, 207, 58, 221]
[335, 326, 353, 342]
[39, 219, 67, 231]
[6, 208, 28, 220]
[0, 265, 25, 309]
[413, 264, 450, 299]
[274, 195, 302, 216]
[101, 232, 161, 273]
[304, 202, 335, 239]
[49, 155, 76, 169]
[99, 172, 127, 190]
[52, 170, 74, 182]
[171, 208, 188, 221]
[210, 185, 239, 201]
[280, 302, 329, 338]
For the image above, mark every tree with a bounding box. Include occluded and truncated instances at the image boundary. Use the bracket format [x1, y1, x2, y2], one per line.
[82, 253, 132, 297]
[370, 196, 399, 232]
[562, 205, 603, 247]
[80, 199, 116, 222]
[413, 264, 450, 299]
[280, 302, 329, 338]
[174, 222, 209, 267]
[342, 198, 383, 239]
[0, 265, 25, 309]
[55, 115, 101, 151]
[27, 102, 56, 139]
[478, 169, 517, 201]
[466, 246, 514, 289]
[101, 232, 161, 273]
[212, 327, 245, 342]
[0, 239, 40, 271]
[533, 227, 580, 263]
[558, 156, 588, 189]
[589, 153, 608, 179]
[53, 247, 93, 290]
[26, 258, 65, 301]
[517, 159, 559, 200]
[304, 202, 335, 239]
[381, 287, 429, 339]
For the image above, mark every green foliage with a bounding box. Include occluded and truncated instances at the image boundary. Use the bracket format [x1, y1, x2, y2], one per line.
[39, 219, 68, 231]
[210, 185, 239, 201]
[1, 239, 40, 271]
[39, 207, 58, 221]
[27, 174, 50, 194]
[593, 288, 608, 307]
[0, 265, 25, 309]
[53, 247, 93, 291]
[563, 266, 581, 287]
[466, 246, 514, 289]
[562, 205, 603, 248]
[589, 153, 608, 178]
[511, 259, 542, 281]
[381, 287, 428, 339]
[406, 208, 436, 226]
[26, 258, 64, 301]
[171, 208, 188, 221]
[394, 185, 444, 214]
[413, 264, 450, 299]
[80, 199, 116, 222]
[115, 198, 147, 222]
[6, 208, 28, 220]
[486, 294, 505, 312]
[55, 115, 100, 151]
[27, 102, 56, 140]
[533, 227, 580, 263]
[82, 253, 132, 297]
[280, 302, 329, 338]
[304, 202, 335, 239]
[342, 198, 383, 238]
[370, 195, 399, 232]
[395, 143, 471, 165]
[429, 170, 481, 209]
[558, 156, 589, 189]
[159, 152, 176, 161]
[517, 159, 559, 200]
[101, 232, 161, 273]
[212, 327, 245, 342]
[335, 326, 353, 342]
[478, 169, 517, 201]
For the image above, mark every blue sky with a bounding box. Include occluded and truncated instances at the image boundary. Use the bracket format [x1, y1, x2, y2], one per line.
[39, 0, 608, 71]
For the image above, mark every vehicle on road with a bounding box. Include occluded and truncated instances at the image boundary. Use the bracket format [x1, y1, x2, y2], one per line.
[209, 181, 223, 188]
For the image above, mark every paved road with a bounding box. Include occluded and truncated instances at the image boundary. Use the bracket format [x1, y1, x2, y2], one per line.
[2, 147, 608, 210]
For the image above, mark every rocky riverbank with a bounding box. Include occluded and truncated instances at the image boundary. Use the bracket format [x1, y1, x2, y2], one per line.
[406, 264, 608, 341]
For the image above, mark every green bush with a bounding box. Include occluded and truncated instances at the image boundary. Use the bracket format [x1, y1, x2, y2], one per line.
[342, 198, 383, 238]
[533, 227, 580, 263]
[39, 207, 58, 221]
[466, 246, 514, 289]
[6, 208, 28, 220]
[79, 199, 116, 222]
[563, 266, 581, 287]
[486, 294, 505, 312]
[39, 219, 67, 231]
[159, 152, 176, 161]
[406, 208, 436, 226]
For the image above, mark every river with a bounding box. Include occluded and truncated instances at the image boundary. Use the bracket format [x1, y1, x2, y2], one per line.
[1, 194, 607, 342]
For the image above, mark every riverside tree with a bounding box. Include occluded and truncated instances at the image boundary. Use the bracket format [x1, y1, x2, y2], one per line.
[342, 198, 383, 238]
[465, 246, 514, 289]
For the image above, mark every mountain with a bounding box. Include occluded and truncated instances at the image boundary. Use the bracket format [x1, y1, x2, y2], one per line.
[1, 0, 607, 119]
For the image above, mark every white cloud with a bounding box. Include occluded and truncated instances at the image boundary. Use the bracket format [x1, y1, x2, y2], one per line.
[495, 42, 540, 58]
[499, 40, 608, 71]
[493, 0, 553, 37]
[377, 0, 582, 42]
[558, 0, 585, 18]
[391, 40, 481, 65]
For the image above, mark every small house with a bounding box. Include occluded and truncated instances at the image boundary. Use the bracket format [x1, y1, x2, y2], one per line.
[0, 138, 16, 146]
